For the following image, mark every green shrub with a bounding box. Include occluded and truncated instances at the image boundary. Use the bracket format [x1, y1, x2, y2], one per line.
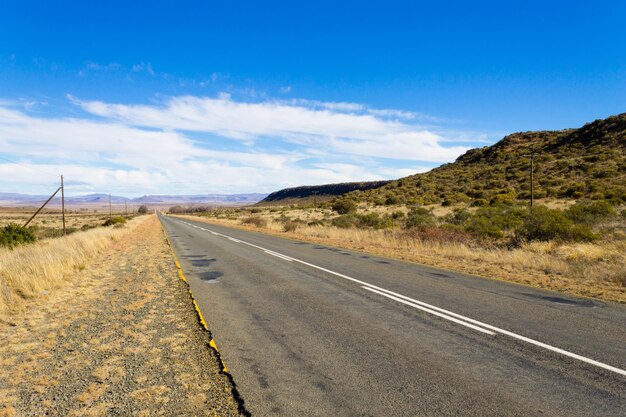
[137, 205, 148, 214]
[358, 212, 382, 228]
[332, 199, 357, 214]
[490, 192, 517, 206]
[444, 208, 471, 226]
[520, 206, 596, 242]
[0, 223, 37, 248]
[385, 195, 400, 205]
[102, 216, 127, 226]
[464, 216, 504, 239]
[331, 214, 358, 228]
[464, 206, 525, 239]
[405, 207, 436, 229]
[565, 200, 616, 225]
[471, 199, 489, 207]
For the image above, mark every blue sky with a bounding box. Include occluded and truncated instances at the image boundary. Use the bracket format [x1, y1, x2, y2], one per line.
[1, 1, 625, 196]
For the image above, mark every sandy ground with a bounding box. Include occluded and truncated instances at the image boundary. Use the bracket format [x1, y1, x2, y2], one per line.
[0, 216, 242, 417]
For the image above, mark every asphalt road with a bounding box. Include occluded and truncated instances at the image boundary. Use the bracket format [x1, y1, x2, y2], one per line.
[159, 214, 626, 417]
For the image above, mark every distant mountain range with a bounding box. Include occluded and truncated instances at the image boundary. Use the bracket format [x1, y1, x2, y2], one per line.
[0, 192, 268, 207]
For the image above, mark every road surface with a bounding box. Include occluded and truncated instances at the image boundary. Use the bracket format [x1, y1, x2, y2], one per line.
[159, 214, 625, 416]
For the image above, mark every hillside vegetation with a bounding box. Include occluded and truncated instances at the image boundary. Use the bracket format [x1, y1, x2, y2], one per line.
[344, 113, 626, 206]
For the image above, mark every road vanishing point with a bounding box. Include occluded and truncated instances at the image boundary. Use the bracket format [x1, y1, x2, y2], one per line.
[159, 214, 626, 417]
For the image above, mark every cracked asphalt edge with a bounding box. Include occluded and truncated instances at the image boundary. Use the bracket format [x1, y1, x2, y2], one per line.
[159, 214, 252, 417]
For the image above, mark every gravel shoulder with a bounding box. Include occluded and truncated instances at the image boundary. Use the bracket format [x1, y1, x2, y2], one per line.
[0, 215, 243, 417]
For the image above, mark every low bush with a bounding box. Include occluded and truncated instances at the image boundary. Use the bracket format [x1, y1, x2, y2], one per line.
[283, 220, 299, 232]
[102, 216, 127, 227]
[464, 216, 504, 239]
[471, 198, 489, 207]
[565, 200, 616, 225]
[241, 215, 267, 228]
[168, 205, 185, 214]
[385, 195, 400, 205]
[331, 214, 358, 228]
[0, 224, 37, 248]
[520, 206, 596, 242]
[444, 208, 471, 226]
[401, 225, 473, 245]
[332, 199, 357, 214]
[404, 207, 436, 229]
[464, 206, 525, 239]
[489, 192, 517, 206]
[358, 212, 383, 228]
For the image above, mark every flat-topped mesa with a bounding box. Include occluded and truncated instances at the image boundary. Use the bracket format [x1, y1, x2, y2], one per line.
[259, 181, 392, 205]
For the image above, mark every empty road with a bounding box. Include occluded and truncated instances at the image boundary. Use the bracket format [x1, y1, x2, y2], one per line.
[159, 214, 626, 416]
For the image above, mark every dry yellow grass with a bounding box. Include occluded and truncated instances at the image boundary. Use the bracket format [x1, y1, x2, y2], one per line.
[0, 209, 108, 230]
[175, 213, 625, 303]
[0, 214, 241, 416]
[0, 215, 149, 320]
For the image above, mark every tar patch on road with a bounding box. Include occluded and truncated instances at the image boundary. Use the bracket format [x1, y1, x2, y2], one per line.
[522, 292, 605, 308]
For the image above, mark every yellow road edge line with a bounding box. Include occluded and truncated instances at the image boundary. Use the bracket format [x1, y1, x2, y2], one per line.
[160, 221, 229, 374]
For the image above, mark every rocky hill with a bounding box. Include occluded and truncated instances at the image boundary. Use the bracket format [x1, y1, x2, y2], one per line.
[341, 113, 626, 206]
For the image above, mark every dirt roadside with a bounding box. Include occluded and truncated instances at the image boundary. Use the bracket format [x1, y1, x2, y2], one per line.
[0, 215, 243, 417]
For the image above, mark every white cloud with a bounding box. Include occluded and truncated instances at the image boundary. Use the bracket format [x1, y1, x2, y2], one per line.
[76, 94, 468, 162]
[131, 61, 155, 75]
[78, 61, 121, 76]
[0, 94, 479, 195]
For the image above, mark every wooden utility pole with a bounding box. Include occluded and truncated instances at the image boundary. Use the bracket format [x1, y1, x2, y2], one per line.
[24, 187, 62, 227]
[125, 200, 128, 217]
[61, 174, 66, 235]
[109, 194, 112, 219]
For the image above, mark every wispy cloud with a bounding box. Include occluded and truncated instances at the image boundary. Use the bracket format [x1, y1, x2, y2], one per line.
[78, 61, 121, 77]
[75, 94, 468, 162]
[131, 61, 155, 75]
[0, 94, 480, 195]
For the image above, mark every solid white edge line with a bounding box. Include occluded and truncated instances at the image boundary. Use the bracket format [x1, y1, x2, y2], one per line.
[362, 286, 495, 335]
[176, 218, 626, 377]
[361, 285, 626, 376]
